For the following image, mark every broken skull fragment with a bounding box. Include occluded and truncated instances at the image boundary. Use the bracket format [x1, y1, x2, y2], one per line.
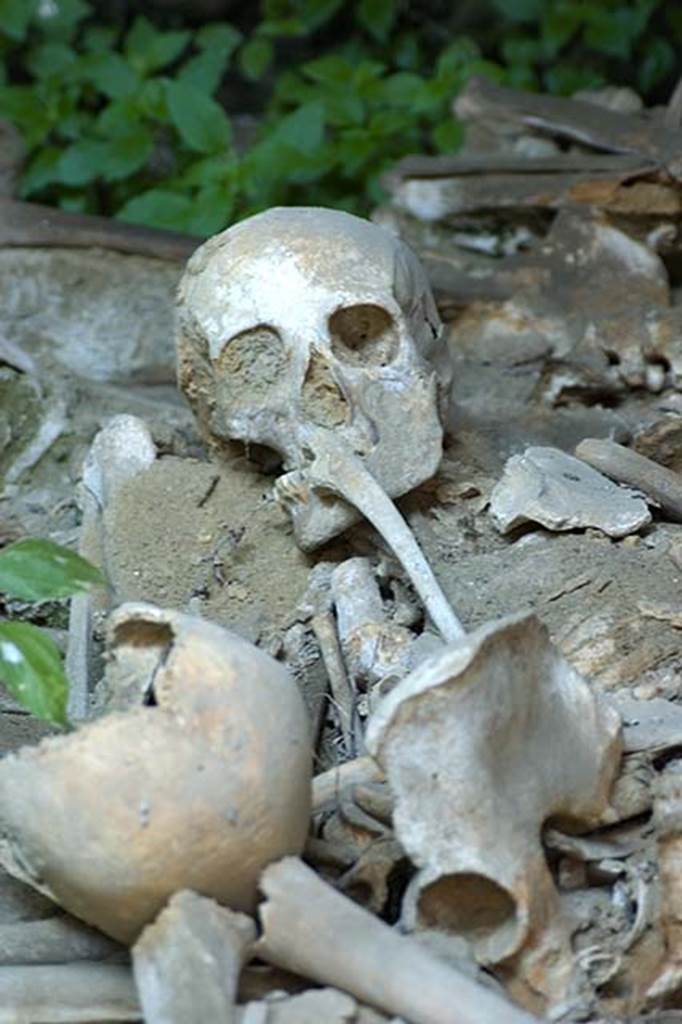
[0, 603, 312, 944]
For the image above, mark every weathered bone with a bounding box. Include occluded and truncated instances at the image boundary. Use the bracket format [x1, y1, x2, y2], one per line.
[257, 856, 540, 1024]
[0, 963, 139, 1022]
[0, 604, 311, 943]
[277, 429, 464, 644]
[133, 891, 256, 1024]
[176, 206, 450, 550]
[365, 613, 622, 973]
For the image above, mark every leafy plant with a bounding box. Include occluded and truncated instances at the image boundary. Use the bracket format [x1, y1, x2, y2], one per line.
[0, 0, 678, 234]
[0, 538, 104, 726]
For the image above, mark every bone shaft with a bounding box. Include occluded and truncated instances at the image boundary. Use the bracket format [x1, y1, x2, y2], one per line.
[0, 963, 139, 1022]
[331, 558, 385, 640]
[330, 458, 465, 643]
[311, 611, 358, 757]
[312, 756, 384, 813]
[258, 857, 539, 1024]
[0, 916, 122, 965]
[575, 438, 682, 521]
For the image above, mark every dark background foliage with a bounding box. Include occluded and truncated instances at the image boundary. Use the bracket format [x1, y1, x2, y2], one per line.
[0, 0, 678, 234]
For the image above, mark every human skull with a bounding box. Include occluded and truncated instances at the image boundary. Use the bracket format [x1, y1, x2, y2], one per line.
[176, 207, 450, 550]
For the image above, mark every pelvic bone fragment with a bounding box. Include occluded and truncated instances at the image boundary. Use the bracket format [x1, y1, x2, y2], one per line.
[366, 612, 622, 966]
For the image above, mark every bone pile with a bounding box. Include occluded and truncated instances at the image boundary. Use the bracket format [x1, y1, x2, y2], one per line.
[4, 76, 682, 1020]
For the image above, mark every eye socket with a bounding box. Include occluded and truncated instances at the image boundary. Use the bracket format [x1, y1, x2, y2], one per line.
[215, 326, 286, 393]
[329, 304, 399, 367]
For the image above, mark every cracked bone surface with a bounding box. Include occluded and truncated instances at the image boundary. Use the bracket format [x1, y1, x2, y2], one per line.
[0, 603, 311, 944]
[176, 206, 450, 551]
[365, 612, 622, 971]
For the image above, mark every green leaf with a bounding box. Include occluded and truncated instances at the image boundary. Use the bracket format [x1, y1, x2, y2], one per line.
[0, 86, 51, 146]
[299, 0, 343, 31]
[431, 117, 465, 153]
[303, 54, 353, 84]
[117, 188, 195, 232]
[584, 7, 644, 59]
[166, 79, 232, 154]
[0, 621, 68, 726]
[102, 129, 153, 181]
[0, 539, 105, 602]
[380, 71, 427, 108]
[57, 139, 107, 185]
[82, 24, 116, 52]
[356, 0, 397, 42]
[435, 37, 481, 78]
[125, 16, 190, 75]
[178, 49, 229, 95]
[19, 146, 62, 196]
[541, 6, 583, 58]
[0, 0, 37, 41]
[490, 0, 542, 23]
[80, 52, 140, 99]
[35, 0, 90, 39]
[186, 182, 235, 236]
[638, 36, 675, 94]
[544, 64, 605, 95]
[195, 21, 243, 55]
[26, 42, 75, 78]
[270, 100, 325, 153]
[238, 37, 274, 81]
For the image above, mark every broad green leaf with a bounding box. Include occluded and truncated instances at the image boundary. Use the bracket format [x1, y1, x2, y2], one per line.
[35, 0, 90, 39]
[102, 130, 153, 181]
[57, 139, 107, 185]
[117, 188, 195, 232]
[394, 30, 421, 70]
[490, 0, 543, 23]
[0, 0, 36, 40]
[584, 7, 643, 59]
[435, 37, 480, 78]
[638, 37, 675, 93]
[19, 146, 62, 196]
[238, 37, 274, 81]
[178, 49, 229, 95]
[300, 0, 343, 31]
[166, 79, 232, 153]
[303, 54, 353, 84]
[432, 117, 465, 153]
[356, 0, 397, 42]
[0, 539, 105, 601]
[81, 25, 116, 52]
[541, 6, 583, 58]
[270, 101, 325, 153]
[544, 64, 605, 95]
[0, 621, 68, 726]
[125, 16, 190, 75]
[186, 182, 235, 236]
[80, 52, 140, 99]
[195, 21, 242, 55]
[0, 86, 51, 146]
[26, 42, 76, 78]
[380, 72, 426, 109]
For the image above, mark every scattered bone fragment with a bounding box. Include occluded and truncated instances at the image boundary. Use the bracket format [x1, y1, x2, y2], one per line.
[257, 856, 540, 1024]
[66, 414, 158, 719]
[176, 206, 449, 551]
[0, 603, 311, 943]
[4, 395, 66, 485]
[0, 914, 122, 965]
[311, 609, 358, 757]
[610, 695, 682, 755]
[133, 890, 255, 1024]
[490, 446, 651, 537]
[576, 438, 682, 522]
[0, 963, 139, 1022]
[642, 768, 682, 1006]
[312, 756, 384, 814]
[238, 987, 360, 1023]
[365, 613, 622, 973]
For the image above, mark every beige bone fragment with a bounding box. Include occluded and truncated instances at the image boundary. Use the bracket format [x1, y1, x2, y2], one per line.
[133, 890, 256, 1024]
[365, 613, 622, 968]
[257, 856, 540, 1024]
[0, 604, 311, 943]
[0, 963, 139, 1023]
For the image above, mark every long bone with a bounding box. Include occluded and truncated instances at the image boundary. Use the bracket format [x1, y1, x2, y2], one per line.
[276, 428, 465, 644]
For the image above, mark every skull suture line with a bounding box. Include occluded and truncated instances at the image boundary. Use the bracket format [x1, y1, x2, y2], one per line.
[176, 207, 450, 550]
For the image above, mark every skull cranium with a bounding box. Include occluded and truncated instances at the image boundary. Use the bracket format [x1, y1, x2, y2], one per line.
[176, 207, 450, 550]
